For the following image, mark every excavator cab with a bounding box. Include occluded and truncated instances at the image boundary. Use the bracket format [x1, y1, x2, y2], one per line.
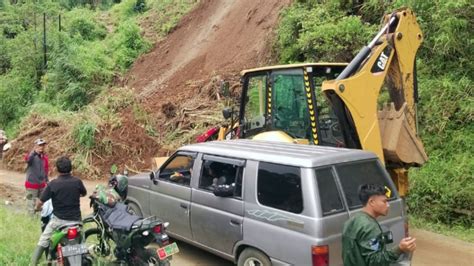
[237, 63, 347, 146]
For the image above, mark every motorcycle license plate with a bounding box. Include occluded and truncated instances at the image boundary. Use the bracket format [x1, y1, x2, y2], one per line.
[61, 243, 88, 257]
[157, 242, 179, 260]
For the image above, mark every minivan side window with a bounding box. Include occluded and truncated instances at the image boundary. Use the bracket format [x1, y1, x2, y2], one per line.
[199, 160, 244, 198]
[315, 168, 345, 216]
[335, 160, 396, 209]
[158, 153, 195, 186]
[257, 162, 303, 214]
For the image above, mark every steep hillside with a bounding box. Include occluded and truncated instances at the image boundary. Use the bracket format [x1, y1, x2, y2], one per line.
[3, 0, 291, 178]
[127, 0, 290, 107]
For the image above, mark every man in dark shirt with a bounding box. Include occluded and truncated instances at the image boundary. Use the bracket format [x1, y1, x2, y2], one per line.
[31, 156, 87, 265]
[342, 184, 416, 266]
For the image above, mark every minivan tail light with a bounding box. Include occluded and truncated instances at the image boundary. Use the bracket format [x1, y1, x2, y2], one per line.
[312, 245, 329, 266]
[67, 227, 78, 239]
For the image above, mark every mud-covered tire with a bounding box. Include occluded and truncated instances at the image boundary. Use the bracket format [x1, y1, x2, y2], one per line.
[84, 228, 100, 238]
[237, 248, 271, 266]
[127, 202, 143, 217]
[148, 247, 171, 266]
[82, 255, 94, 266]
[131, 247, 168, 266]
[84, 228, 112, 258]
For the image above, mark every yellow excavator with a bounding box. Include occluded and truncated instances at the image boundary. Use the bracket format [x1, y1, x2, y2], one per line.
[199, 8, 427, 196]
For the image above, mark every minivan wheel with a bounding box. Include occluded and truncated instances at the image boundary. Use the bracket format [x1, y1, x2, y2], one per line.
[237, 248, 271, 266]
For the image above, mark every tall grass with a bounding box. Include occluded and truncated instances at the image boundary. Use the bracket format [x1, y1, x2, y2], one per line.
[0, 205, 40, 265]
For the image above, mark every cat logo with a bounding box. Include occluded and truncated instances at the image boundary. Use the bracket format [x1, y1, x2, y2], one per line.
[377, 52, 389, 70]
[371, 46, 392, 73]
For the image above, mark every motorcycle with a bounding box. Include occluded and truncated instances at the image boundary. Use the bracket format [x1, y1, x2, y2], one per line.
[40, 200, 92, 266]
[83, 171, 177, 265]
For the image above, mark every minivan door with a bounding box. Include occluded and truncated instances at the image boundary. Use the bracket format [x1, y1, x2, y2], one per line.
[190, 155, 245, 255]
[150, 152, 196, 241]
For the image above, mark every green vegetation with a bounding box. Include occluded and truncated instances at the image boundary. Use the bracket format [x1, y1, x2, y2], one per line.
[0, 0, 196, 136]
[148, 0, 197, 36]
[0, 0, 197, 178]
[276, 0, 473, 229]
[0, 205, 39, 265]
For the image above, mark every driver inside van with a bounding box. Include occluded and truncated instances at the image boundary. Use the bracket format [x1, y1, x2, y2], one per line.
[170, 159, 193, 185]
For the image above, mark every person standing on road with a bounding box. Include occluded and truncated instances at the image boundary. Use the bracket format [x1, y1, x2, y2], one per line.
[31, 156, 87, 265]
[342, 184, 416, 266]
[0, 129, 7, 161]
[25, 138, 49, 216]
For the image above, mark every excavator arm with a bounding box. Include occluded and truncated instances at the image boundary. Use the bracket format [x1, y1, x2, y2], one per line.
[322, 8, 428, 195]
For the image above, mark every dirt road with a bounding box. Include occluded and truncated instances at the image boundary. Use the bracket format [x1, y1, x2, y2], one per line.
[1, 168, 472, 265]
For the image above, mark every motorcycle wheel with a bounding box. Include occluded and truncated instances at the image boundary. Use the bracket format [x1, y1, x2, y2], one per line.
[132, 248, 169, 266]
[82, 254, 94, 266]
[84, 228, 115, 262]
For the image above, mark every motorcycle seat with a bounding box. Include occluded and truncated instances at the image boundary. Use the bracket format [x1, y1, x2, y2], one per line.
[131, 216, 162, 230]
[103, 203, 141, 231]
[57, 222, 82, 231]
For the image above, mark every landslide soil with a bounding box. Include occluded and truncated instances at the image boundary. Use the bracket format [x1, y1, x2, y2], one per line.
[127, 0, 290, 101]
[3, 0, 291, 178]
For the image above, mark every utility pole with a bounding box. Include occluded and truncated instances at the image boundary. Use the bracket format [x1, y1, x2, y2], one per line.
[58, 14, 62, 45]
[43, 12, 47, 71]
[33, 11, 37, 50]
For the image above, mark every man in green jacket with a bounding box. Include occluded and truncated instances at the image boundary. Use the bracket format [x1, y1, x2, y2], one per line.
[342, 184, 416, 266]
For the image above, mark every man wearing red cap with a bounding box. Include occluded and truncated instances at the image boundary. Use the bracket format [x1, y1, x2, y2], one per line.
[25, 138, 49, 216]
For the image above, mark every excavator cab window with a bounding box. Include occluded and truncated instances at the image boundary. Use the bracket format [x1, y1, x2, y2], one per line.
[313, 76, 346, 147]
[271, 69, 310, 139]
[240, 65, 347, 144]
[242, 70, 310, 139]
[242, 74, 267, 135]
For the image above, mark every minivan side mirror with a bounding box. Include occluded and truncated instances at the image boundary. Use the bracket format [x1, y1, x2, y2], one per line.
[213, 184, 234, 197]
[150, 171, 158, 185]
[222, 108, 233, 120]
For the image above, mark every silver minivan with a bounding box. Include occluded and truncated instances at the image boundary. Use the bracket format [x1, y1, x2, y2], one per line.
[126, 139, 410, 265]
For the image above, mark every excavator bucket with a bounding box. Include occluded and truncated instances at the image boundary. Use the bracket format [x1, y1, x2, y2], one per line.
[378, 103, 428, 166]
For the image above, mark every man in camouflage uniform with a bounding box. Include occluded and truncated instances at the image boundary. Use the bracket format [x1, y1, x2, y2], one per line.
[92, 174, 128, 206]
[342, 184, 416, 266]
[92, 184, 121, 206]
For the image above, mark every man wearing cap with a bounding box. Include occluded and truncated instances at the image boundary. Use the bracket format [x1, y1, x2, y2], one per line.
[0, 129, 7, 161]
[342, 184, 417, 266]
[25, 138, 49, 216]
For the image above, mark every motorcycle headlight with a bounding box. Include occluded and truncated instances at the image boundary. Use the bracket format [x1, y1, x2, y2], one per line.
[142, 230, 149, 236]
